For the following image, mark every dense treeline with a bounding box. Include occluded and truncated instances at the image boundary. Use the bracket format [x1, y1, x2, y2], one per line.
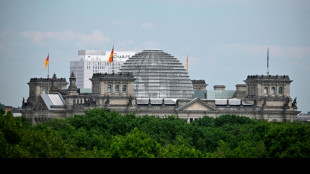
[1, 108, 310, 158]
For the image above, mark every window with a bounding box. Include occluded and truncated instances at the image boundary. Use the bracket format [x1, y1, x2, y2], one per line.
[107, 84, 111, 92]
[115, 85, 119, 92]
[189, 118, 193, 123]
[271, 87, 275, 95]
[264, 87, 268, 94]
[122, 85, 127, 92]
[279, 87, 283, 94]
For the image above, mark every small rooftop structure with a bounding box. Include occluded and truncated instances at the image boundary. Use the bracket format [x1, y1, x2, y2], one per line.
[213, 85, 226, 90]
[192, 80, 208, 90]
[193, 89, 236, 99]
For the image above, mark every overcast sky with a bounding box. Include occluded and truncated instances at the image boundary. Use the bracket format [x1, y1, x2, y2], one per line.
[0, 0, 309, 113]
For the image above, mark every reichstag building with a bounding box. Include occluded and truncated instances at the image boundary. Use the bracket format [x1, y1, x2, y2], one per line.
[21, 50, 300, 124]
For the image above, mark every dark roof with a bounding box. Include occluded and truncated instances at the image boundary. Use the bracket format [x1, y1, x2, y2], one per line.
[91, 72, 136, 81]
[191, 80, 206, 84]
[245, 75, 292, 82]
[213, 85, 226, 88]
[236, 84, 246, 87]
[29, 77, 67, 83]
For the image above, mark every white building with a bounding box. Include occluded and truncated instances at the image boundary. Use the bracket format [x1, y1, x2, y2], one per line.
[70, 50, 136, 89]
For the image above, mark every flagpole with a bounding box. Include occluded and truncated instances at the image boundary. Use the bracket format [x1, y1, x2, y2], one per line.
[112, 45, 114, 74]
[267, 48, 269, 75]
[48, 53, 50, 78]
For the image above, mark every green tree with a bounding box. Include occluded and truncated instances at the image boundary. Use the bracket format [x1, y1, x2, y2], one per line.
[232, 140, 266, 158]
[214, 114, 256, 127]
[189, 126, 227, 153]
[138, 116, 191, 146]
[108, 128, 161, 158]
[0, 109, 72, 158]
[214, 140, 233, 158]
[0, 110, 31, 158]
[3, 108, 310, 158]
[192, 116, 215, 127]
[263, 122, 310, 158]
[18, 127, 73, 158]
[161, 144, 203, 158]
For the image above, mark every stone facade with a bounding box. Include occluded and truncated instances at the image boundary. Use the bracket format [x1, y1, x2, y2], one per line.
[21, 72, 300, 124]
[21, 50, 300, 124]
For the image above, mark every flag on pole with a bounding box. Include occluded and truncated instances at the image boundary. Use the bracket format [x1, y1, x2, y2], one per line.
[44, 54, 49, 69]
[108, 46, 114, 63]
[186, 56, 188, 72]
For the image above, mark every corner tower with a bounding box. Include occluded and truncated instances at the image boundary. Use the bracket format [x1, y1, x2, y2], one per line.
[244, 75, 292, 99]
[24, 74, 68, 107]
[244, 75, 299, 113]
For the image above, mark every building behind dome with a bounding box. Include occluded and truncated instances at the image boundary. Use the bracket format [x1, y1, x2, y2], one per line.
[119, 50, 194, 99]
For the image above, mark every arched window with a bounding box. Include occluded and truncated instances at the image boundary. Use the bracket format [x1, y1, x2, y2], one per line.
[279, 87, 283, 94]
[271, 87, 275, 95]
[115, 85, 119, 92]
[264, 87, 268, 94]
[107, 84, 111, 92]
[122, 85, 127, 92]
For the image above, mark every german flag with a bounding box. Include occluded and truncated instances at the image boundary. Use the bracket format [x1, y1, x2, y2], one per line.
[186, 56, 188, 72]
[44, 54, 49, 69]
[108, 46, 114, 63]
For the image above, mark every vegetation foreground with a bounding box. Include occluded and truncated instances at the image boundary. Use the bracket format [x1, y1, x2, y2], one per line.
[1, 108, 310, 158]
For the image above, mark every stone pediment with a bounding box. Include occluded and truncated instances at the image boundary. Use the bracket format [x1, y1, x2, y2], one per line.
[176, 98, 217, 112]
[186, 102, 209, 111]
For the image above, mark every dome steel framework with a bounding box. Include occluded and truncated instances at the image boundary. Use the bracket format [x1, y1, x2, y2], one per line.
[120, 50, 194, 99]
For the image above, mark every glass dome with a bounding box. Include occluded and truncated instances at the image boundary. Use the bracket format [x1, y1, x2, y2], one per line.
[120, 50, 194, 99]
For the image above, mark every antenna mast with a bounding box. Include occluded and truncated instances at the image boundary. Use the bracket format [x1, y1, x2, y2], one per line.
[267, 47, 269, 75]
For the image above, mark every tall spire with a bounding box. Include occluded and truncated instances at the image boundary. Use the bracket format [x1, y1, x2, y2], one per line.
[267, 47, 269, 75]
